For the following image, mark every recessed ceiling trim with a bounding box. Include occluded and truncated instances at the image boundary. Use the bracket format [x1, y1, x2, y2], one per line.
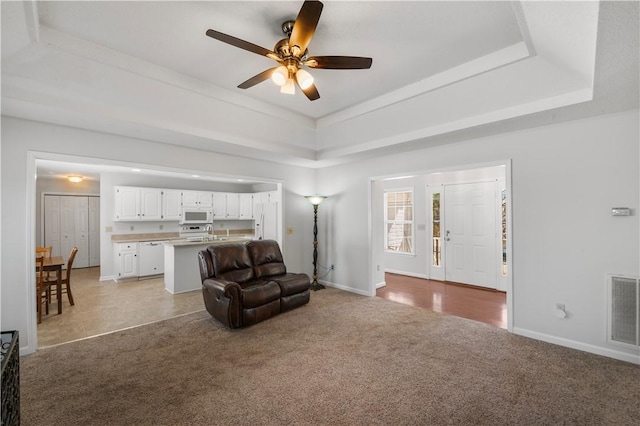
[317, 87, 594, 161]
[317, 42, 531, 129]
[36, 26, 317, 129]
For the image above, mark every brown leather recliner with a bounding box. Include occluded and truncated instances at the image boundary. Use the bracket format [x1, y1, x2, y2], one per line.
[198, 240, 310, 328]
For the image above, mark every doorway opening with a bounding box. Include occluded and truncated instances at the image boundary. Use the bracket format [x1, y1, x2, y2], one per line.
[370, 161, 513, 330]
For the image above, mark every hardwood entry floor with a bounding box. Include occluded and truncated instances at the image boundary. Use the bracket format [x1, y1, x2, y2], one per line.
[377, 273, 507, 329]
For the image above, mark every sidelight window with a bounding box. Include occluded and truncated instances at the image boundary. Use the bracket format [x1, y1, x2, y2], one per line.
[384, 189, 414, 254]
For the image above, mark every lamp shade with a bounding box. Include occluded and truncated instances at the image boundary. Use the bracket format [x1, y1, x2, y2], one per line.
[271, 65, 289, 86]
[305, 195, 326, 206]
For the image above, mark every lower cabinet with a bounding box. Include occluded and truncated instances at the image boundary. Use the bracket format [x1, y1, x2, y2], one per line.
[115, 242, 138, 280]
[114, 241, 166, 281]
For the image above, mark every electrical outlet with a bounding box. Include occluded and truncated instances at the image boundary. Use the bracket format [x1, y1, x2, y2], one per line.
[556, 303, 565, 311]
[130, 225, 134, 231]
[159, 224, 163, 230]
[219, 223, 224, 228]
[330, 264, 334, 270]
[105, 226, 113, 233]
[377, 265, 380, 271]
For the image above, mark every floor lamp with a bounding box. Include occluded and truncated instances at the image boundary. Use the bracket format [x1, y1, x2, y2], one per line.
[305, 195, 327, 291]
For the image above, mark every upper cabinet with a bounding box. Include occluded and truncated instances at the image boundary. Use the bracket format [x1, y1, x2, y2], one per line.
[114, 186, 278, 222]
[140, 188, 163, 221]
[162, 189, 183, 221]
[114, 186, 167, 221]
[226, 193, 240, 219]
[239, 193, 253, 219]
[182, 190, 212, 208]
[115, 186, 141, 221]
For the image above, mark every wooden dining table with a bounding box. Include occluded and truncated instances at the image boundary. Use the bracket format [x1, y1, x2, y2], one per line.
[40, 256, 65, 314]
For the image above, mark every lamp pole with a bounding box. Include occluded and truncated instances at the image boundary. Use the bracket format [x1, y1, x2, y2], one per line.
[305, 195, 327, 291]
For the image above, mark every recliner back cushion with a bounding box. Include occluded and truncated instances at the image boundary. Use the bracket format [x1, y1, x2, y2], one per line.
[248, 240, 287, 278]
[208, 243, 254, 284]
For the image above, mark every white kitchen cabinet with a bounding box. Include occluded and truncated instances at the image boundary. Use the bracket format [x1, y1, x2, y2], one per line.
[114, 186, 140, 221]
[115, 186, 163, 221]
[115, 242, 138, 280]
[225, 193, 240, 219]
[162, 189, 183, 221]
[212, 192, 226, 219]
[139, 241, 165, 276]
[140, 188, 163, 220]
[239, 193, 253, 219]
[182, 190, 212, 208]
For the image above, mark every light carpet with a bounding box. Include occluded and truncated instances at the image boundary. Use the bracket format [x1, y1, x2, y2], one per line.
[21, 288, 640, 425]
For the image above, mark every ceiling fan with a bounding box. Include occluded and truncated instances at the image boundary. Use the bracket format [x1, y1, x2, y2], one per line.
[205, 0, 372, 101]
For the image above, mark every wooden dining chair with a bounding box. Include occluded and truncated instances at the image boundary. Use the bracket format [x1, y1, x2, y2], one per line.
[46, 246, 78, 306]
[36, 246, 52, 259]
[35, 255, 48, 324]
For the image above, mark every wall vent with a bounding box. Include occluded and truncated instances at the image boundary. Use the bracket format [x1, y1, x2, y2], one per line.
[607, 275, 639, 348]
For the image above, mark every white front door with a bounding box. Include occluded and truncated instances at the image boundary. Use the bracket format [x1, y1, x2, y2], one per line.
[444, 181, 497, 289]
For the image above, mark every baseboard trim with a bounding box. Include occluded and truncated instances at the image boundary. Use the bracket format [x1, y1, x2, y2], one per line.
[513, 327, 640, 365]
[376, 281, 386, 289]
[384, 269, 429, 280]
[319, 280, 371, 297]
[99, 275, 115, 282]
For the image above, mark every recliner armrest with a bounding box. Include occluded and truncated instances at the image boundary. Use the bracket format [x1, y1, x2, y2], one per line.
[202, 278, 242, 328]
[203, 278, 241, 298]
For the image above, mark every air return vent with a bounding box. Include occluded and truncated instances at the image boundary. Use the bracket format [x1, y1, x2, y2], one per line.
[607, 275, 639, 347]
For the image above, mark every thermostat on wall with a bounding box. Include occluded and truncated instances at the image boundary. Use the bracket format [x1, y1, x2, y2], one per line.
[611, 207, 630, 216]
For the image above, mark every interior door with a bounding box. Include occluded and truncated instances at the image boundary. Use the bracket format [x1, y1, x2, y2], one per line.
[444, 182, 497, 289]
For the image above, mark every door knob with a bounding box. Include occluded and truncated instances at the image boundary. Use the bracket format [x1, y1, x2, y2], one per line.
[445, 230, 451, 241]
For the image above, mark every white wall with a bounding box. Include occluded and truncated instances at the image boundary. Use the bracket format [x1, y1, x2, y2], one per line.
[318, 110, 639, 363]
[1, 116, 316, 354]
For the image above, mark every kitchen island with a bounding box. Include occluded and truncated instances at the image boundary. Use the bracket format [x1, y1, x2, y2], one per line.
[163, 237, 252, 294]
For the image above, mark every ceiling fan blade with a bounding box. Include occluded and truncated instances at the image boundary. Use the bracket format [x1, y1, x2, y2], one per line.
[289, 1, 323, 57]
[206, 29, 280, 61]
[237, 68, 278, 89]
[304, 56, 373, 69]
[297, 80, 320, 101]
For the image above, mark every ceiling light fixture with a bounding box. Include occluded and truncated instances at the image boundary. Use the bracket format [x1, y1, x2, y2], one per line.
[280, 78, 296, 95]
[271, 65, 289, 86]
[295, 69, 314, 90]
[67, 175, 84, 183]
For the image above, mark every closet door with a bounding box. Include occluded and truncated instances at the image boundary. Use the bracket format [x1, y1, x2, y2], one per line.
[74, 197, 89, 268]
[59, 196, 76, 265]
[88, 196, 100, 267]
[44, 196, 61, 257]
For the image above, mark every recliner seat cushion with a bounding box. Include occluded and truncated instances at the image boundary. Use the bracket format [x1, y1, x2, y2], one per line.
[270, 273, 310, 297]
[241, 280, 281, 309]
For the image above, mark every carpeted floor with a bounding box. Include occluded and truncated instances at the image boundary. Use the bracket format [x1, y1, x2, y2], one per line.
[21, 288, 640, 425]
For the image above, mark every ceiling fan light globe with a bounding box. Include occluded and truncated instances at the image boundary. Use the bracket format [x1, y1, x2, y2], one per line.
[295, 69, 314, 90]
[280, 78, 296, 95]
[271, 66, 289, 86]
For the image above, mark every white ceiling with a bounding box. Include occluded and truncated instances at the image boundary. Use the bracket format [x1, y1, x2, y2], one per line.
[2, 1, 639, 176]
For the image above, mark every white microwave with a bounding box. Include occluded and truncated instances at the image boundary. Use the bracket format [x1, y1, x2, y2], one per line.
[180, 208, 213, 224]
